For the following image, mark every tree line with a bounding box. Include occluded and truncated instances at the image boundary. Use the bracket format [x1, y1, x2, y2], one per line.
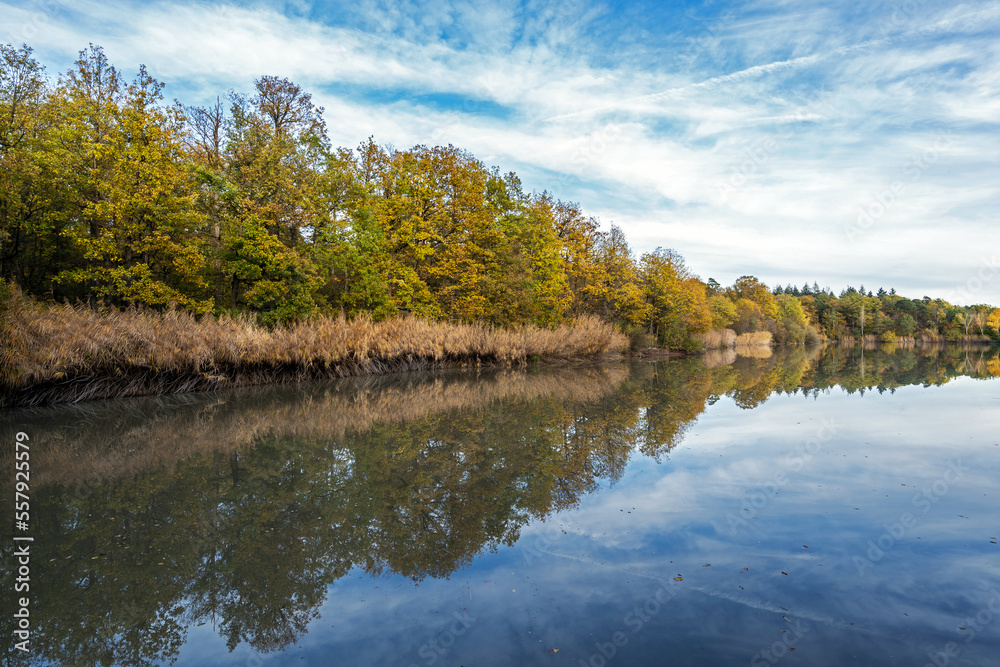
[767, 283, 1000, 343]
[2, 44, 997, 349]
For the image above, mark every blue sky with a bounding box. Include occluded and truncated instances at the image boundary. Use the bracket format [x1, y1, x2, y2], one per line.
[3, 0, 999, 302]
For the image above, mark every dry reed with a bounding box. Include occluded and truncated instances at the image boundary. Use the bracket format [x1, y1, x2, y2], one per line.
[734, 331, 773, 347]
[1, 290, 629, 406]
[694, 329, 737, 349]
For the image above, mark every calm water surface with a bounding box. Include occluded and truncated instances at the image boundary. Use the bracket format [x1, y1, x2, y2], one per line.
[2, 345, 1000, 666]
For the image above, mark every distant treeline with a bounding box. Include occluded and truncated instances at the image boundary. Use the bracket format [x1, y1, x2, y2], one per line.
[2, 44, 997, 351]
[765, 283, 1000, 344]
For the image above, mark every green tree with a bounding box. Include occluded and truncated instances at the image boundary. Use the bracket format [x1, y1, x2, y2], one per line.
[0, 44, 76, 294]
[708, 294, 737, 330]
[594, 225, 649, 327]
[56, 48, 211, 310]
[639, 247, 710, 349]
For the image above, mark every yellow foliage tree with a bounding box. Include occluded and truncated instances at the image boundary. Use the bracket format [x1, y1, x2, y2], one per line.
[640, 248, 710, 350]
[57, 49, 211, 311]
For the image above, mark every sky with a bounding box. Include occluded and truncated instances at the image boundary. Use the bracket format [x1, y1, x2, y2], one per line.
[2, 0, 999, 303]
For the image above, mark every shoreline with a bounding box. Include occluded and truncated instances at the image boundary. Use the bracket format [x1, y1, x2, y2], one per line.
[4, 293, 995, 407]
[1, 295, 630, 408]
[3, 353, 635, 408]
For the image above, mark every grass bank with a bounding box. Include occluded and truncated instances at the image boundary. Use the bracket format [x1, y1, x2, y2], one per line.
[0, 290, 628, 407]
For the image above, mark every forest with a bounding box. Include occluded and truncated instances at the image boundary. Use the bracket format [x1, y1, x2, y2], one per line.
[2, 43, 998, 367]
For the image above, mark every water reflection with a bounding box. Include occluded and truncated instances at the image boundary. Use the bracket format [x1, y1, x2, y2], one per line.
[1, 344, 999, 666]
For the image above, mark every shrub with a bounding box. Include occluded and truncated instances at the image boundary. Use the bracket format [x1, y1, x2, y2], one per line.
[624, 326, 654, 353]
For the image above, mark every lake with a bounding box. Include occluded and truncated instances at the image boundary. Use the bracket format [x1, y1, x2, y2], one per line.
[3, 344, 1000, 666]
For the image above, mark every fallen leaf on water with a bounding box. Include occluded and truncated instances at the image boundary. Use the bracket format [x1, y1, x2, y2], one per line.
[547, 648, 559, 654]
[703, 563, 711, 567]
[802, 545, 809, 549]
[674, 577, 683, 581]
[783, 616, 792, 622]
[781, 572, 788, 575]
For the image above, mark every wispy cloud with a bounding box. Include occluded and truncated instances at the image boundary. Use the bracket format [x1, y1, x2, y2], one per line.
[2, 0, 998, 300]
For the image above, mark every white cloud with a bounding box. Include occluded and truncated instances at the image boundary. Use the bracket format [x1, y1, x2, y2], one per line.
[2, 0, 998, 301]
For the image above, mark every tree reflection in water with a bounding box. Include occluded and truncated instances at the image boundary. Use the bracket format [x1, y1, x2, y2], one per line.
[1, 344, 997, 666]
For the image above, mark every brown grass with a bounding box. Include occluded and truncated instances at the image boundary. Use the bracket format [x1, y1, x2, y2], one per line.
[734, 331, 773, 347]
[695, 329, 737, 349]
[0, 289, 629, 406]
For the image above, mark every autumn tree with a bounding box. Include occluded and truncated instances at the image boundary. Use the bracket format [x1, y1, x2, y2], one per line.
[549, 197, 605, 316]
[728, 275, 778, 321]
[0, 43, 66, 293]
[182, 75, 331, 321]
[639, 248, 710, 349]
[54, 48, 211, 310]
[708, 295, 737, 330]
[592, 225, 649, 327]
